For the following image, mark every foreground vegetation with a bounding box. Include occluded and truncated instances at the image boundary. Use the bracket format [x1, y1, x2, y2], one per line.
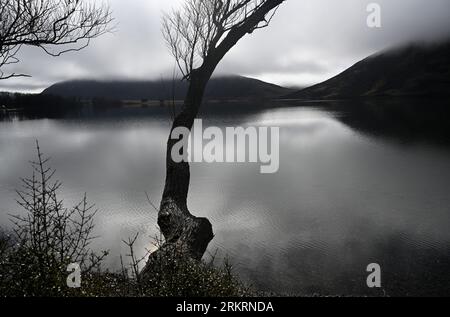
[0, 142, 249, 297]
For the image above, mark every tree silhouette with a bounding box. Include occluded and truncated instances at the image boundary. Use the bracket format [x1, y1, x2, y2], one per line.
[0, 0, 112, 79]
[144, 0, 286, 274]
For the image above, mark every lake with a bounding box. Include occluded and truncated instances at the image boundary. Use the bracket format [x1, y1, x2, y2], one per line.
[1, 100, 450, 296]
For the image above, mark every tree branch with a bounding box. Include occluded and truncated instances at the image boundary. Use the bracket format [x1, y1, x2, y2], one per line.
[0, 0, 113, 80]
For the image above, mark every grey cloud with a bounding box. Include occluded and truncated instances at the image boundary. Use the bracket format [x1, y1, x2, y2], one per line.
[1, 0, 450, 92]
[0, 80, 46, 93]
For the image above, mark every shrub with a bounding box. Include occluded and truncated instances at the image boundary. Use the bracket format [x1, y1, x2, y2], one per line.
[0, 141, 108, 297]
[126, 234, 252, 297]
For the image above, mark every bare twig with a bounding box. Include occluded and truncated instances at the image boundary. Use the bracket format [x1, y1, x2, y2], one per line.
[145, 192, 159, 213]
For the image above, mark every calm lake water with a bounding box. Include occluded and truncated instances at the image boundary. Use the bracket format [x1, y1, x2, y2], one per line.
[1, 100, 450, 296]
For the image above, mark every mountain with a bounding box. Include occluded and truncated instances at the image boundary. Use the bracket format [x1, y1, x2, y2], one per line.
[284, 41, 450, 100]
[42, 76, 292, 101]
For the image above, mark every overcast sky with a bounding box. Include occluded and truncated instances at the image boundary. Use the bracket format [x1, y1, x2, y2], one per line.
[1, 0, 450, 92]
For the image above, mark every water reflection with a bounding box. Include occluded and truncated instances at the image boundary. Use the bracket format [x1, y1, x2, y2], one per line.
[1, 99, 450, 296]
[330, 98, 450, 146]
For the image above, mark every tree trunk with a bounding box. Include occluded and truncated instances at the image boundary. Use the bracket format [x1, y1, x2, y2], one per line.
[141, 69, 214, 277]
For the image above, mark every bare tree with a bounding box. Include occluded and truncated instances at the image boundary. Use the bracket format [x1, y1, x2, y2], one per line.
[143, 0, 286, 275]
[0, 0, 112, 79]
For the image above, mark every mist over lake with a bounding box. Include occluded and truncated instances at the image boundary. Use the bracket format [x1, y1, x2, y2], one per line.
[1, 100, 450, 296]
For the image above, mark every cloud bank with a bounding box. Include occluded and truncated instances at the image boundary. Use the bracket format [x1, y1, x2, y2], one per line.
[1, 0, 449, 92]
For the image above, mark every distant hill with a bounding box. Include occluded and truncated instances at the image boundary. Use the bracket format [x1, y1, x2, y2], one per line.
[42, 76, 292, 101]
[284, 41, 450, 100]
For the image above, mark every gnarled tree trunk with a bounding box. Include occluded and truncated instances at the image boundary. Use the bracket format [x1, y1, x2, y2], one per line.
[157, 68, 215, 260]
[141, 68, 215, 277]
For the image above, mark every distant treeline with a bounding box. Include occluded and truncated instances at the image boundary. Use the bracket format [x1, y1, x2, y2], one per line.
[0, 92, 122, 119]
